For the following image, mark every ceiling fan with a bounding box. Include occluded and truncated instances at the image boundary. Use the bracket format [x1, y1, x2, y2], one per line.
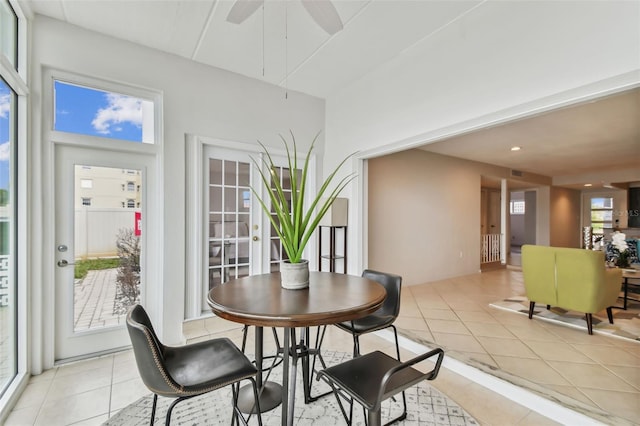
[226, 0, 344, 35]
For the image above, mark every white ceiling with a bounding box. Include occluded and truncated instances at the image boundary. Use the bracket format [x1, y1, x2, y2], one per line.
[27, 0, 640, 188]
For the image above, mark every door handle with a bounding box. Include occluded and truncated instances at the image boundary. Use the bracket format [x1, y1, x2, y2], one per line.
[57, 259, 76, 267]
[252, 236, 259, 241]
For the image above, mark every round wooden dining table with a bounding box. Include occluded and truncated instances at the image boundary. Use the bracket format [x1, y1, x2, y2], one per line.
[208, 271, 386, 426]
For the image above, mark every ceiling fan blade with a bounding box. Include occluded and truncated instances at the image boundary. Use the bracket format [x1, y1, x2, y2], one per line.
[301, 0, 344, 35]
[226, 0, 264, 24]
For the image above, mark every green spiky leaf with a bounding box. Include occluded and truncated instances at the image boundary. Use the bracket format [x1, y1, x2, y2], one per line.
[250, 131, 356, 263]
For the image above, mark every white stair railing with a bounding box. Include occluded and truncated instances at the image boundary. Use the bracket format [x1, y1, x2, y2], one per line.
[481, 233, 502, 263]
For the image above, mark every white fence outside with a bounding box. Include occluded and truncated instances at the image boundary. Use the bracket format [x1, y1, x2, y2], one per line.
[75, 208, 138, 259]
[481, 233, 502, 263]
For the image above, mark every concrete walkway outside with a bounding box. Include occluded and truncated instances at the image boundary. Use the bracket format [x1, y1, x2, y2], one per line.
[74, 268, 128, 331]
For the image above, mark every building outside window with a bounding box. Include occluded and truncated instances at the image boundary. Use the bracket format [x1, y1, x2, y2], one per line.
[75, 166, 141, 208]
[590, 197, 613, 235]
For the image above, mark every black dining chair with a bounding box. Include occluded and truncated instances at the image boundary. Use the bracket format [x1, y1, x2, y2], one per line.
[126, 305, 262, 426]
[307, 270, 403, 405]
[317, 348, 445, 426]
[335, 269, 403, 360]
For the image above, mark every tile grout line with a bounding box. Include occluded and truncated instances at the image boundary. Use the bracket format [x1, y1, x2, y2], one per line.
[108, 354, 115, 419]
[377, 329, 611, 426]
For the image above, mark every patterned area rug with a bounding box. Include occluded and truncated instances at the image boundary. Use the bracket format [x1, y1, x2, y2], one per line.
[104, 349, 478, 426]
[490, 296, 640, 341]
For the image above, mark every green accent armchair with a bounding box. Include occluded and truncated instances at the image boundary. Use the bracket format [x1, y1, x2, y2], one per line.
[521, 245, 622, 334]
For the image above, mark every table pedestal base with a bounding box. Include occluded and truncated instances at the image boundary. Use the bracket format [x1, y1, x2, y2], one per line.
[237, 381, 282, 414]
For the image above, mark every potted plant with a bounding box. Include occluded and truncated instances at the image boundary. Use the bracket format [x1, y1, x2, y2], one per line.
[611, 231, 631, 268]
[251, 131, 355, 289]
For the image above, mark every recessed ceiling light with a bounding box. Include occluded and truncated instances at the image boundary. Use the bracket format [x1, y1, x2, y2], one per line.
[584, 183, 592, 187]
[511, 146, 521, 151]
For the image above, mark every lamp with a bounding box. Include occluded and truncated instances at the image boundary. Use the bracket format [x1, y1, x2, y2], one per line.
[319, 197, 348, 226]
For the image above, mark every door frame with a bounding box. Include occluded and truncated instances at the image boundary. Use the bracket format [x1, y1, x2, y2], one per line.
[40, 68, 163, 367]
[184, 134, 318, 319]
[53, 145, 159, 360]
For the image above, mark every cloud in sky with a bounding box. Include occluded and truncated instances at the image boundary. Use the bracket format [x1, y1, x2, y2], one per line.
[0, 142, 9, 161]
[0, 93, 10, 119]
[91, 93, 143, 134]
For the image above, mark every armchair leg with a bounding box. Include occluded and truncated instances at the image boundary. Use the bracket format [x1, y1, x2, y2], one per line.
[606, 307, 614, 324]
[528, 301, 535, 319]
[585, 313, 593, 335]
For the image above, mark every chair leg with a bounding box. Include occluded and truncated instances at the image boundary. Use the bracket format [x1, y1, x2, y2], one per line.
[585, 313, 593, 335]
[165, 396, 187, 426]
[231, 382, 239, 426]
[231, 378, 263, 426]
[241, 326, 283, 374]
[241, 325, 249, 353]
[367, 408, 382, 426]
[391, 325, 401, 362]
[606, 307, 614, 324]
[325, 379, 355, 425]
[528, 301, 535, 319]
[390, 325, 408, 423]
[304, 326, 331, 403]
[150, 394, 158, 426]
[352, 334, 360, 358]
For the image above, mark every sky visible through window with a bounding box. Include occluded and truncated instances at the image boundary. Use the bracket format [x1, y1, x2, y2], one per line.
[54, 80, 153, 143]
[0, 80, 10, 191]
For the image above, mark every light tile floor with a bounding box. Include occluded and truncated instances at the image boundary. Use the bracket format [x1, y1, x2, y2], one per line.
[5, 268, 639, 425]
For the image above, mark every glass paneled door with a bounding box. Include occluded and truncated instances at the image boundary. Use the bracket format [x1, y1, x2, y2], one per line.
[201, 146, 300, 312]
[55, 145, 156, 361]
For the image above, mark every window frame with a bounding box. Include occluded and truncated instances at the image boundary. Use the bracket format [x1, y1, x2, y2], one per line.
[590, 196, 614, 234]
[0, 0, 17, 69]
[509, 200, 525, 215]
[46, 69, 163, 154]
[53, 80, 156, 144]
[0, 0, 28, 416]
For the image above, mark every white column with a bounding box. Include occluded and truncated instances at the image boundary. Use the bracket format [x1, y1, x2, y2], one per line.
[501, 179, 509, 265]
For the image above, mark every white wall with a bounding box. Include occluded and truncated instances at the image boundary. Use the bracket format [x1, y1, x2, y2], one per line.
[324, 0, 639, 274]
[31, 15, 325, 356]
[368, 150, 487, 284]
[549, 187, 581, 248]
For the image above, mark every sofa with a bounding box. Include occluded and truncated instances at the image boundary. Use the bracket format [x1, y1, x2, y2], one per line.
[521, 245, 622, 334]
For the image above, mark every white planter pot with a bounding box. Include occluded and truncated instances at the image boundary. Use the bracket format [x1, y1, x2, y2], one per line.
[280, 259, 310, 290]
